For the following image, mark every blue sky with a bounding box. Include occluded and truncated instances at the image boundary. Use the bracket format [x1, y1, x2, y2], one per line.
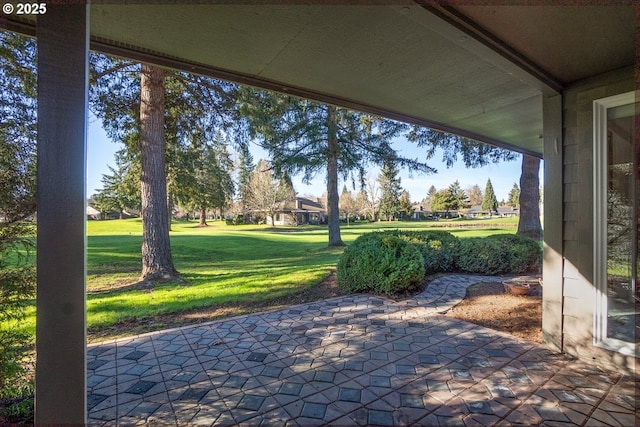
[87, 117, 533, 204]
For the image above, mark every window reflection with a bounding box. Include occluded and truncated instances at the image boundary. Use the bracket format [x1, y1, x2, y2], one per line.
[606, 103, 638, 343]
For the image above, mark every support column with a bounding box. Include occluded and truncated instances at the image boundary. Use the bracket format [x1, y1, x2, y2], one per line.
[542, 93, 564, 352]
[36, 3, 89, 423]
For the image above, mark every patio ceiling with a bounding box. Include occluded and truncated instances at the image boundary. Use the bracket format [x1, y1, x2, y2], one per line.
[3, 2, 634, 157]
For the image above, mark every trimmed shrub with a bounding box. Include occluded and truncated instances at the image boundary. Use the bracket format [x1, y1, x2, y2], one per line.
[337, 233, 425, 296]
[456, 233, 541, 274]
[390, 230, 459, 274]
[486, 233, 541, 273]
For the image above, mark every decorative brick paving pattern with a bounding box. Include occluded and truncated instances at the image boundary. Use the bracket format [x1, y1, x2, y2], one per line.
[87, 274, 638, 426]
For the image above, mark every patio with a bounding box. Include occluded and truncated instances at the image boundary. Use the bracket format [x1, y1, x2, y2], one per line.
[86, 275, 638, 426]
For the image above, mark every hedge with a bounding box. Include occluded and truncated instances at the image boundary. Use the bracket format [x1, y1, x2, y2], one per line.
[337, 230, 541, 296]
[336, 233, 425, 295]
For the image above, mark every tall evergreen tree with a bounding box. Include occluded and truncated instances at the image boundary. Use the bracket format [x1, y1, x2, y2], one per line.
[508, 182, 520, 207]
[481, 178, 499, 216]
[430, 189, 452, 217]
[423, 185, 438, 206]
[175, 134, 235, 226]
[406, 127, 517, 167]
[378, 158, 403, 221]
[93, 154, 140, 219]
[236, 142, 255, 213]
[239, 90, 431, 245]
[398, 191, 414, 220]
[90, 53, 239, 281]
[0, 31, 37, 413]
[447, 180, 470, 212]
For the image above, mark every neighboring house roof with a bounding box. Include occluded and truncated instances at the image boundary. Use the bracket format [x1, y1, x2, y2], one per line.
[296, 197, 325, 213]
[498, 206, 519, 215]
[86, 206, 100, 216]
[412, 203, 431, 213]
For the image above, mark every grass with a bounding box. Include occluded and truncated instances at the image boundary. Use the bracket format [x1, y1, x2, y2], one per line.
[12, 217, 518, 342]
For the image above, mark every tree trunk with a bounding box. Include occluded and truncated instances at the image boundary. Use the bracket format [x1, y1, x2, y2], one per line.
[139, 64, 178, 281]
[326, 106, 344, 247]
[517, 154, 542, 240]
[199, 207, 207, 227]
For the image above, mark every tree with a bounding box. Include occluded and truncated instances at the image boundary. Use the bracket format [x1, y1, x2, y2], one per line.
[481, 178, 499, 216]
[406, 127, 518, 168]
[339, 186, 358, 226]
[517, 155, 542, 239]
[447, 180, 470, 212]
[0, 31, 37, 415]
[239, 90, 432, 246]
[430, 189, 451, 216]
[90, 53, 239, 281]
[236, 142, 255, 214]
[508, 182, 520, 207]
[424, 185, 437, 205]
[358, 175, 380, 222]
[93, 154, 140, 219]
[398, 191, 414, 220]
[245, 160, 295, 226]
[378, 158, 403, 221]
[175, 135, 235, 226]
[465, 184, 483, 206]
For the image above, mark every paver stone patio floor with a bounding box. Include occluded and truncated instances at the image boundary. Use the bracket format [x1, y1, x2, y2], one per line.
[87, 275, 639, 426]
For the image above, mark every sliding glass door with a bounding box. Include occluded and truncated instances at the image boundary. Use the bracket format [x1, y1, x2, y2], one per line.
[593, 91, 638, 356]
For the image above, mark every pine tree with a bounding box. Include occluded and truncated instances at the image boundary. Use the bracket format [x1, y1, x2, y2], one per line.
[93, 154, 141, 219]
[0, 31, 37, 413]
[90, 52, 240, 281]
[378, 158, 403, 221]
[508, 182, 520, 207]
[424, 185, 437, 204]
[236, 143, 254, 214]
[447, 180, 470, 212]
[239, 90, 432, 245]
[398, 191, 414, 220]
[175, 134, 235, 226]
[481, 179, 499, 216]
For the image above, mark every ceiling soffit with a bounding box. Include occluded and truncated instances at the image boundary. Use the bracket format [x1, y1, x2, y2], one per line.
[8, 4, 632, 157]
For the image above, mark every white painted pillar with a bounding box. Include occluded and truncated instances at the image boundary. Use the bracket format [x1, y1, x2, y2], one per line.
[36, 3, 89, 423]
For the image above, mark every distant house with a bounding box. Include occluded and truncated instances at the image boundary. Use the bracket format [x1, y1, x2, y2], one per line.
[465, 205, 518, 218]
[267, 197, 326, 226]
[497, 206, 519, 217]
[86, 205, 100, 220]
[411, 203, 431, 220]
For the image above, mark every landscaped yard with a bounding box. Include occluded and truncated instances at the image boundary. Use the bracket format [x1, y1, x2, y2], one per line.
[14, 217, 520, 342]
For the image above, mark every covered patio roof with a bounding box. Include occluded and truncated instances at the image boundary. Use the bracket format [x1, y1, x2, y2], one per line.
[5, 2, 634, 157]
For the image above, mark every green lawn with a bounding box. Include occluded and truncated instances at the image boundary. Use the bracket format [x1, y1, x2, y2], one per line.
[13, 217, 518, 341]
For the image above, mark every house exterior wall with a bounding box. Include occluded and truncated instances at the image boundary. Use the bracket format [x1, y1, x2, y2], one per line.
[561, 66, 635, 373]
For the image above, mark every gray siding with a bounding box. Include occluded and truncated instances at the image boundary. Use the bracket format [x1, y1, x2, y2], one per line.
[561, 66, 635, 372]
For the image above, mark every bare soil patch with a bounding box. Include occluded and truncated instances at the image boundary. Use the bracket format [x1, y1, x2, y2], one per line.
[445, 281, 542, 342]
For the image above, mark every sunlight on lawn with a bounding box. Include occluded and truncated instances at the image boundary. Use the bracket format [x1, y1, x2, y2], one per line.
[13, 218, 518, 339]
